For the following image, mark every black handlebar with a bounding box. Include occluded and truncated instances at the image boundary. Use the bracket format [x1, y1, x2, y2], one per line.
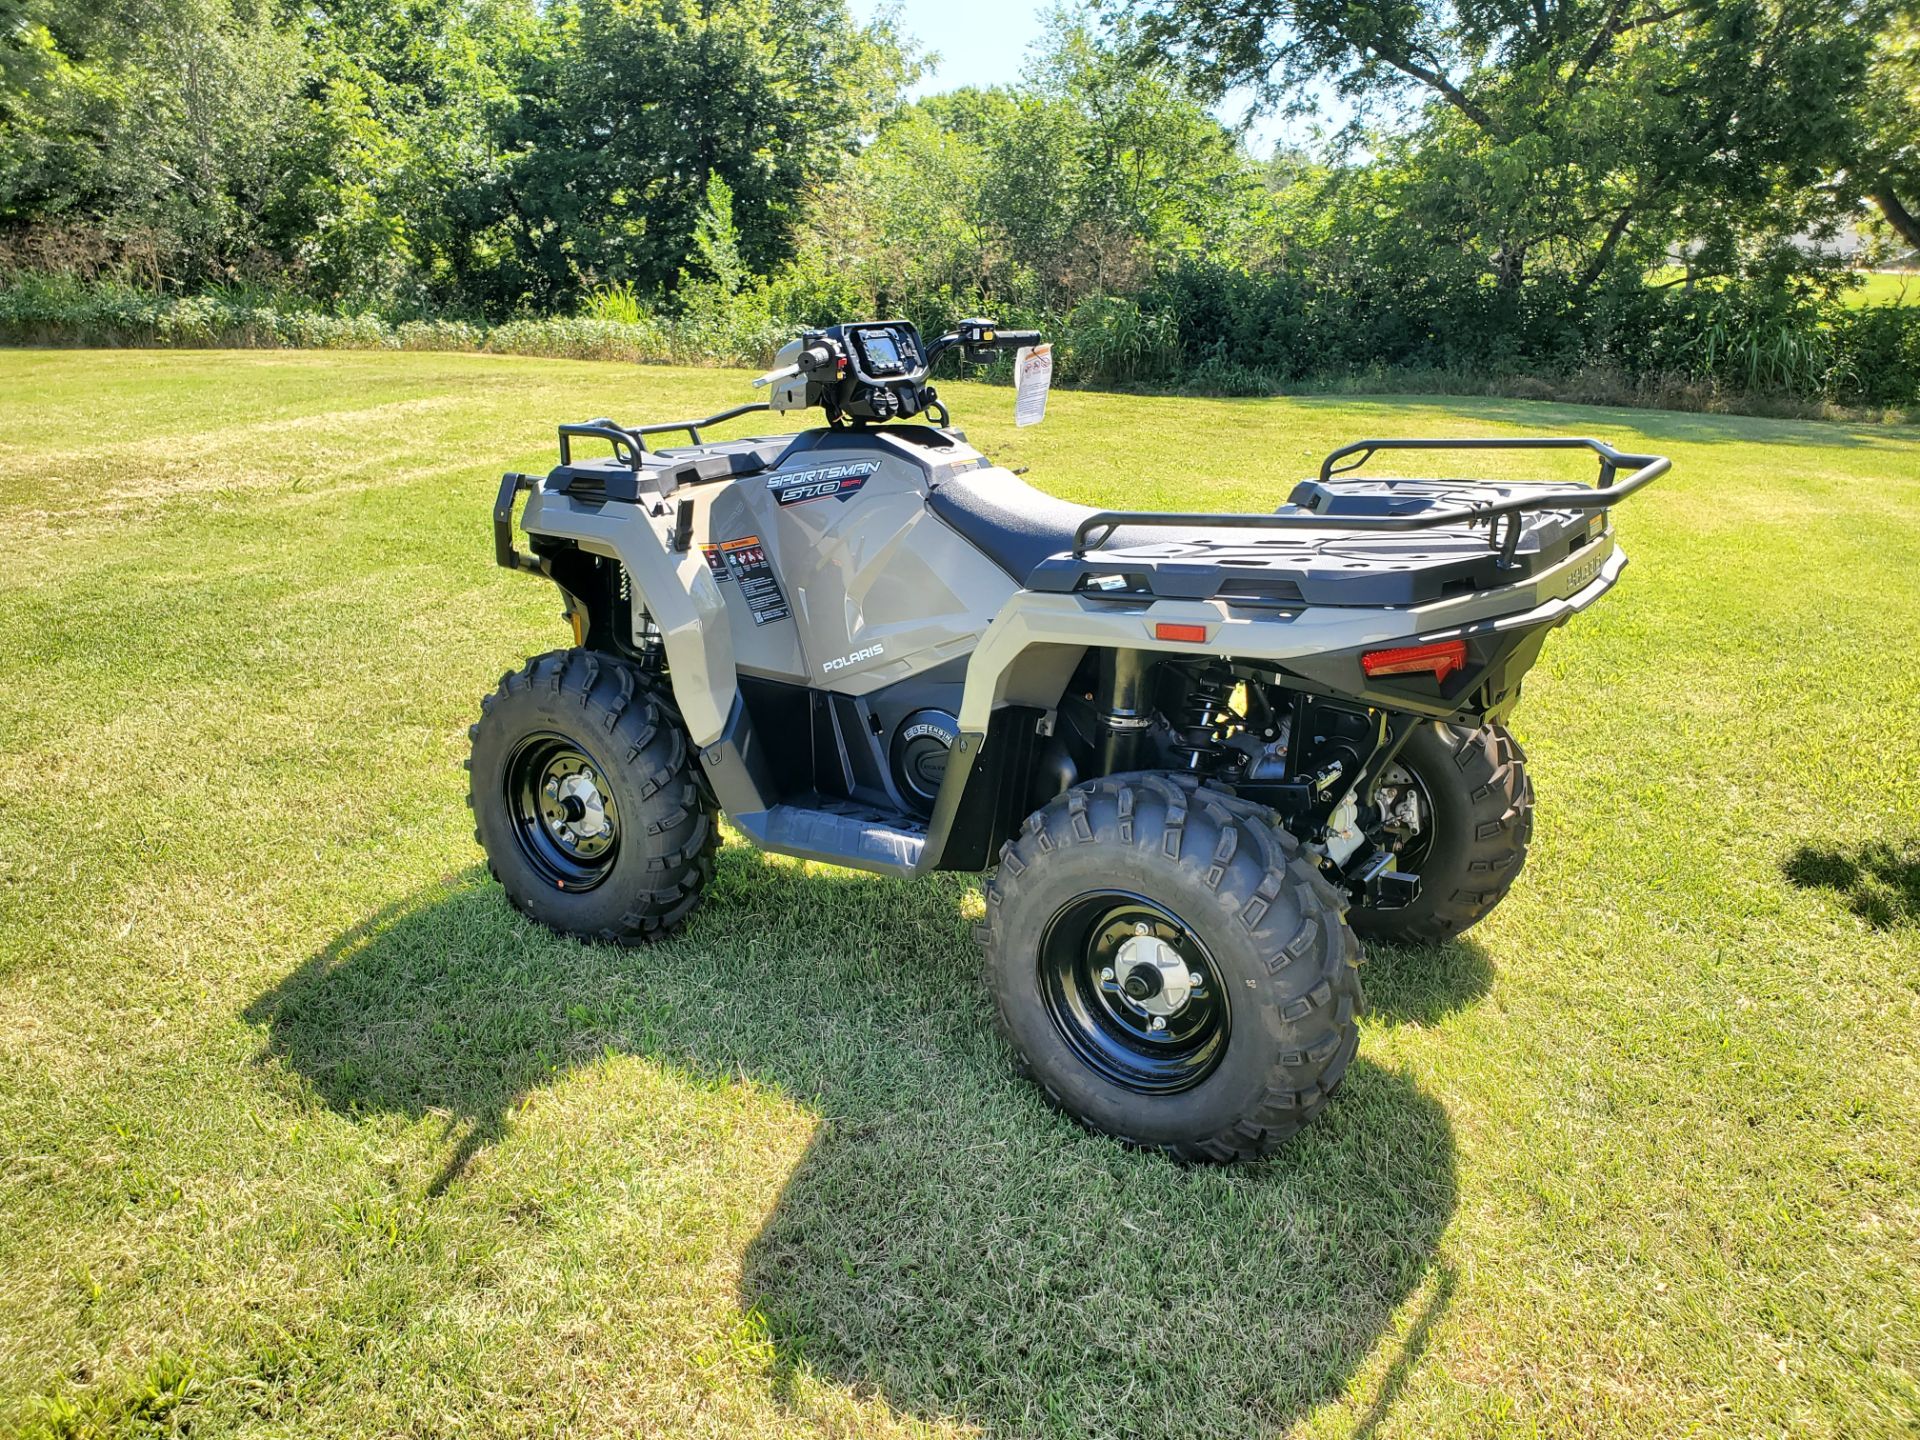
[925, 321, 1045, 368]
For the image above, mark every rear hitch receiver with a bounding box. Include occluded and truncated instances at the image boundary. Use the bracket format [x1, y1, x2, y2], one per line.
[1354, 850, 1420, 910]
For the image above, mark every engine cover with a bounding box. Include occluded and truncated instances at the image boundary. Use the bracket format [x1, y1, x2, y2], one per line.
[891, 709, 959, 815]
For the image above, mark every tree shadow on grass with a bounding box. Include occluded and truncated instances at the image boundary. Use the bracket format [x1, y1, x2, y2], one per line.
[249, 847, 1474, 1436]
[1783, 840, 1920, 931]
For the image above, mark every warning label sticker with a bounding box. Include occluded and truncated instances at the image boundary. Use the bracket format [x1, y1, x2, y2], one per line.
[701, 543, 731, 581]
[717, 536, 790, 625]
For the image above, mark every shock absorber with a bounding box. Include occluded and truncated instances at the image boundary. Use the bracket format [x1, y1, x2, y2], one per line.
[1169, 664, 1234, 772]
[1096, 648, 1155, 773]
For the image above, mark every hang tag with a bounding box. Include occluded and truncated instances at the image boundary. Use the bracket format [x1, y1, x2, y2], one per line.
[1014, 344, 1052, 427]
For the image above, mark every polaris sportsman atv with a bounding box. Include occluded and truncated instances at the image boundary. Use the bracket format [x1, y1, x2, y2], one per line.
[474, 317, 1667, 1159]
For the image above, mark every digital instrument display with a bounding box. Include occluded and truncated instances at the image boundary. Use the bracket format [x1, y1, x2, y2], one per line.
[853, 325, 917, 377]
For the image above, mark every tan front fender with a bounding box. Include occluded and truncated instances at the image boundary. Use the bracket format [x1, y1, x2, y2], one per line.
[519, 485, 737, 747]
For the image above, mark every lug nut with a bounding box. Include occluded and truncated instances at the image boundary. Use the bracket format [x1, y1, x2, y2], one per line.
[1188, 970, 1205, 988]
[1134, 922, 1150, 935]
[1149, 1016, 1167, 1032]
[1100, 966, 1115, 982]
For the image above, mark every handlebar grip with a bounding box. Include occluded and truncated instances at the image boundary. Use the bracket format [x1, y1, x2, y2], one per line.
[995, 329, 1043, 346]
[751, 346, 834, 388]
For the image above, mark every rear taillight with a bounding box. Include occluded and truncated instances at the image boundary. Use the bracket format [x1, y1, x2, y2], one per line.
[1361, 639, 1468, 682]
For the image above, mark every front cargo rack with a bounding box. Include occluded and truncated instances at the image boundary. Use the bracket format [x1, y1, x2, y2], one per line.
[1072, 436, 1669, 569]
[557, 401, 775, 466]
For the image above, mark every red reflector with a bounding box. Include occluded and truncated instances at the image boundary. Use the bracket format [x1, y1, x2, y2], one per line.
[1154, 622, 1208, 643]
[1361, 639, 1468, 682]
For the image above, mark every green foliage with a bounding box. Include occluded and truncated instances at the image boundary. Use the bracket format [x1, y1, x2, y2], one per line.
[0, 0, 303, 285]
[581, 281, 643, 325]
[790, 13, 1268, 320]
[685, 175, 748, 299]
[1059, 294, 1182, 383]
[7, 270, 1919, 410]
[1129, 0, 1885, 299]
[1858, 10, 1920, 255]
[1, 0, 1918, 405]
[495, 0, 914, 309]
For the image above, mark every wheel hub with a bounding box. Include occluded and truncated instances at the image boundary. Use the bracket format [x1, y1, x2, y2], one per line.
[1375, 760, 1430, 867]
[1114, 932, 1197, 1017]
[539, 763, 613, 856]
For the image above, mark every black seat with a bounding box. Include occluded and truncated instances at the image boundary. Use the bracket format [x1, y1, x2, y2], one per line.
[927, 468, 1116, 583]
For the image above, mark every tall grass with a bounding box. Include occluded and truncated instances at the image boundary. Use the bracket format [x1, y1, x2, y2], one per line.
[1059, 295, 1182, 384]
[580, 280, 643, 325]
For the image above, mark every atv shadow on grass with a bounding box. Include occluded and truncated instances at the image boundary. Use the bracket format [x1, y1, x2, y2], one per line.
[249, 844, 1481, 1435]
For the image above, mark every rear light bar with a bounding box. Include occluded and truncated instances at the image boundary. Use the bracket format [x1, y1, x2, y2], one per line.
[1361, 639, 1468, 682]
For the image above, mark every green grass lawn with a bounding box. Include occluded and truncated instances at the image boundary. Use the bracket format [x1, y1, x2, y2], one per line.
[1644, 267, 1914, 308]
[1844, 271, 1917, 307]
[1, 350, 1916, 1439]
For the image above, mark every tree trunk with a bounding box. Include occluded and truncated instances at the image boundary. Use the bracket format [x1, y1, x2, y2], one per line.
[1493, 241, 1529, 289]
[1576, 204, 1637, 294]
[1870, 186, 1920, 253]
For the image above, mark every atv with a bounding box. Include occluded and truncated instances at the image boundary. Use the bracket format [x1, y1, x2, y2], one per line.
[473, 317, 1666, 1159]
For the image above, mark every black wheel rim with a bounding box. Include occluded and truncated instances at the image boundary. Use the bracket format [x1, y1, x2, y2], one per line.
[504, 732, 621, 892]
[1037, 892, 1229, 1094]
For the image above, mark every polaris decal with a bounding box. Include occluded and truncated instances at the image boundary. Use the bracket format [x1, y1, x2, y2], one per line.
[767, 460, 879, 506]
[823, 643, 884, 673]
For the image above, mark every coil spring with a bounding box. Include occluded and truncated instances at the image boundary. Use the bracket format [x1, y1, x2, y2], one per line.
[1170, 666, 1234, 771]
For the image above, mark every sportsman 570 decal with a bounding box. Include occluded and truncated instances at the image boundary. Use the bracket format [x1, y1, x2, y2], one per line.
[766, 460, 878, 506]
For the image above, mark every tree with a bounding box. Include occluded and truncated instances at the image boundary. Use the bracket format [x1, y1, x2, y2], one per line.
[793, 10, 1273, 317]
[1118, 0, 1887, 293]
[266, 0, 535, 306]
[0, 0, 303, 283]
[1025, 11, 1271, 290]
[1859, 9, 1920, 252]
[496, 0, 915, 307]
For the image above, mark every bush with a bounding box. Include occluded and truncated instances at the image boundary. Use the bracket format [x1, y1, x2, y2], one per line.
[396, 319, 485, 351]
[580, 281, 644, 325]
[1060, 296, 1181, 384]
[1828, 305, 1920, 407]
[2, 275, 1915, 416]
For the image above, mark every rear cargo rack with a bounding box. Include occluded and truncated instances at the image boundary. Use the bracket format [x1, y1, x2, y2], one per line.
[1073, 436, 1669, 568]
